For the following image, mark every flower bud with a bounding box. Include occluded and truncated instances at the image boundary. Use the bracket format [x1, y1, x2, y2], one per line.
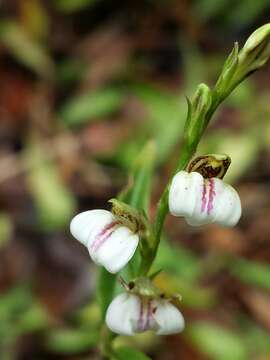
[239, 23, 270, 70]
[214, 24, 270, 103]
[70, 209, 139, 273]
[105, 293, 184, 336]
[169, 171, 241, 227]
[233, 24, 270, 85]
[215, 43, 239, 99]
[185, 84, 212, 143]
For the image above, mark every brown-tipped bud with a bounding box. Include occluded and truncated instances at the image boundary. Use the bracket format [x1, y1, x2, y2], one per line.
[187, 154, 231, 179]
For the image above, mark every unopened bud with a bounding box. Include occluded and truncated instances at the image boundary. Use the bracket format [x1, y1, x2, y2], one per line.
[185, 83, 212, 142]
[237, 23, 270, 79]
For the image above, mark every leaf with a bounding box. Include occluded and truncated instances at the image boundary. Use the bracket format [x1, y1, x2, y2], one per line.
[21, 0, 49, 40]
[46, 328, 99, 354]
[132, 84, 185, 164]
[54, 0, 97, 12]
[59, 88, 125, 126]
[0, 21, 53, 76]
[25, 141, 76, 230]
[127, 140, 156, 212]
[154, 272, 216, 310]
[154, 237, 201, 282]
[112, 346, 151, 360]
[187, 322, 248, 360]
[17, 304, 49, 333]
[0, 213, 12, 249]
[230, 258, 270, 290]
[122, 141, 156, 277]
[97, 267, 116, 321]
[116, 84, 185, 168]
[0, 287, 32, 320]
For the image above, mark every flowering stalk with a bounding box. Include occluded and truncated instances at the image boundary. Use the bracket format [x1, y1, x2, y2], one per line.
[141, 24, 270, 275]
[69, 24, 270, 358]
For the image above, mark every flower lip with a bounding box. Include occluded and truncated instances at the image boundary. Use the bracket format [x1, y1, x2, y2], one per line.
[70, 209, 139, 273]
[105, 293, 185, 336]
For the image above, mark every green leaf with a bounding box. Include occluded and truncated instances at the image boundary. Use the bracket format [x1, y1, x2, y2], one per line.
[122, 141, 156, 277]
[112, 346, 151, 360]
[0, 213, 12, 249]
[25, 141, 76, 230]
[243, 320, 270, 356]
[230, 258, 270, 290]
[155, 272, 216, 310]
[59, 88, 125, 126]
[46, 328, 99, 354]
[17, 304, 49, 333]
[54, 0, 97, 12]
[0, 287, 32, 320]
[128, 140, 156, 212]
[97, 268, 116, 321]
[155, 238, 200, 282]
[187, 322, 248, 360]
[133, 84, 185, 164]
[0, 21, 53, 76]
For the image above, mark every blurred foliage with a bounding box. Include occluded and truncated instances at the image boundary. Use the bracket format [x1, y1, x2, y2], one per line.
[60, 88, 125, 126]
[26, 140, 76, 230]
[187, 322, 248, 360]
[0, 0, 270, 359]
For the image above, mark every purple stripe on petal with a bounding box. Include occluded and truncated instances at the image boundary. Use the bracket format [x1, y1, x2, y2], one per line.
[90, 221, 119, 252]
[201, 181, 207, 213]
[137, 300, 153, 332]
[138, 300, 145, 331]
[207, 178, 216, 215]
[145, 300, 152, 329]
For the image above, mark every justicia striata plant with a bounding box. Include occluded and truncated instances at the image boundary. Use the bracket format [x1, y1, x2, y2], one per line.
[70, 24, 270, 359]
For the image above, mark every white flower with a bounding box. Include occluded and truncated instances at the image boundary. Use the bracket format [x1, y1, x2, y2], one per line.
[70, 210, 139, 273]
[105, 293, 185, 336]
[169, 171, 241, 227]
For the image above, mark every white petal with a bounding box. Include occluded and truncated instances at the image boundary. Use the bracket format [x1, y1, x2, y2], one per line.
[94, 227, 139, 273]
[213, 183, 241, 227]
[70, 210, 139, 273]
[105, 293, 140, 336]
[169, 171, 202, 218]
[153, 300, 185, 335]
[70, 209, 113, 246]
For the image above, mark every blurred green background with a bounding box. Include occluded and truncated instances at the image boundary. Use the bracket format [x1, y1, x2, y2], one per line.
[0, 1, 270, 359]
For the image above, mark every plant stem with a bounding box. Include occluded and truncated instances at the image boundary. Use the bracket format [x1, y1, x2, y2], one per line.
[143, 95, 226, 275]
[141, 140, 196, 275]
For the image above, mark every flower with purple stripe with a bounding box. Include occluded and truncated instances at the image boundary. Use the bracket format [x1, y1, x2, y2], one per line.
[105, 293, 184, 336]
[70, 209, 139, 273]
[169, 170, 241, 227]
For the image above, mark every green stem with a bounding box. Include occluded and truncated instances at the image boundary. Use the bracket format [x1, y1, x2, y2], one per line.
[141, 140, 197, 275]
[142, 95, 226, 275]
